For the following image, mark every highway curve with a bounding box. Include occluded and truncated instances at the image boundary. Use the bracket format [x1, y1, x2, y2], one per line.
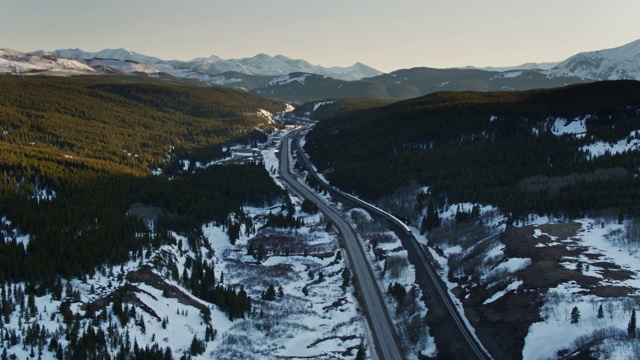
[279, 130, 404, 360]
[286, 129, 494, 360]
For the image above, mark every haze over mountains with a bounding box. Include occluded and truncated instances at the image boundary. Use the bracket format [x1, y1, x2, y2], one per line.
[1, 38, 639, 102]
[40, 48, 384, 81]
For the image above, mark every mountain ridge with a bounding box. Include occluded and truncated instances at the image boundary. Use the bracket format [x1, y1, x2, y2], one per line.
[39, 48, 383, 81]
[552, 38, 640, 80]
[2, 38, 640, 102]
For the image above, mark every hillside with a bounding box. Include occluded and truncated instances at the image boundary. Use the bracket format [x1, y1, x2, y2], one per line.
[247, 68, 590, 103]
[305, 81, 640, 218]
[367, 67, 590, 97]
[285, 97, 396, 121]
[0, 74, 292, 277]
[250, 73, 390, 103]
[0, 75, 286, 170]
[553, 39, 640, 80]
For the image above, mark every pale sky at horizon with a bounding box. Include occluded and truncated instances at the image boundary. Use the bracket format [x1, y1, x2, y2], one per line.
[2, 0, 639, 73]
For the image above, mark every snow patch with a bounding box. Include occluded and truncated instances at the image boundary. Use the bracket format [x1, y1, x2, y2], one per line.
[313, 101, 335, 112]
[581, 130, 640, 158]
[483, 279, 523, 305]
[267, 73, 309, 86]
[551, 117, 587, 137]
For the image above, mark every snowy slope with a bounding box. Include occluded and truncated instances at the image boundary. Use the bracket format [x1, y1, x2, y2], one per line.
[84, 58, 168, 76]
[47, 48, 165, 65]
[553, 39, 640, 80]
[0, 48, 95, 75]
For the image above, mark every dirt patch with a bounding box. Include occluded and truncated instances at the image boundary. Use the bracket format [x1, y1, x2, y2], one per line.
[126, 265, 208, 311]
[456, 222, 636, 359]
[501, 224, 634, 295]
[86, 282, 161, 320]
[126, 202, 163, 223]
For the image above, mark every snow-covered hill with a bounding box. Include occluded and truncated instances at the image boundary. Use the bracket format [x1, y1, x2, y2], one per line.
[553, 39, 640, 80]
[0, 48, 95, 75]
[45, 48, 165, 65]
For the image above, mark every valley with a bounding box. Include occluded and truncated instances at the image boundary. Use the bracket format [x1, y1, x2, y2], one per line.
[2, 46, 640, 359]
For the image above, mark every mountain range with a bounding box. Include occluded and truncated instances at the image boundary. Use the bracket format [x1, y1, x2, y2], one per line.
[1, 38, 639, 102]
[39, 48, 383, 81]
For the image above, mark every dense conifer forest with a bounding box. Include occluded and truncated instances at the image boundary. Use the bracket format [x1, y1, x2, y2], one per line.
[305, 81, 640, 219]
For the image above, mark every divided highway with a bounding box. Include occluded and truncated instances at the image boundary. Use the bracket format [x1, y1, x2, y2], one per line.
[283, 128, 493, 360]
[279, 130, 404, 360]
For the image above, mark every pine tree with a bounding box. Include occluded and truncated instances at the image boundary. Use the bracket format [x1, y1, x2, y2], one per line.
[263, 284, 276, 301]
[597, 304, 604, 319]
[421, 201, 441, 234]
[355, 340, 366, 360]
[628, 309, 636, 337]
[190, 335, 205, 355]
[570, 306, 580, 324]
[341, 268, 351, 290]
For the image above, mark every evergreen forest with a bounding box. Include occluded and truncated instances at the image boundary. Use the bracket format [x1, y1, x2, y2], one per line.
[304, 80, 640, 219]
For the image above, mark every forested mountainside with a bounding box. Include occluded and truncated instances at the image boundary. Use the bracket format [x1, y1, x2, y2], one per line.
[305, 80, 640, 219]
[286, 97, 395, 121]
[0, 75, 287, 310]
[0, 76, 285, 171]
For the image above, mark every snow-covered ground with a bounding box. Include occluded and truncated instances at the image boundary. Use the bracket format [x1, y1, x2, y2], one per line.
[522, 218, 640, 360]
[347, 208, 437, 358]
[0, 129, 371, 359]
[551, 116, 588, 137]
[1, 199, 366, 360]
[426, 203, 640, 360]
[581, 130, 640, 158]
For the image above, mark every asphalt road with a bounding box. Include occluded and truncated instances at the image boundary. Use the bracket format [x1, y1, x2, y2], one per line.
[285, 129, 494, 360]
[279, 130, 404, 360]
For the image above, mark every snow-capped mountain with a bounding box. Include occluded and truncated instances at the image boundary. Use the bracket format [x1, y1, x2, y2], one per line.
[552, 38, 640, 80]
[37, 48, 383, 81]
[0, 48, 96, 75]
[44, 48, 165, 65]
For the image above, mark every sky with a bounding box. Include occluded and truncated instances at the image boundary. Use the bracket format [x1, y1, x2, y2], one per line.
[2, 0, 639, 73]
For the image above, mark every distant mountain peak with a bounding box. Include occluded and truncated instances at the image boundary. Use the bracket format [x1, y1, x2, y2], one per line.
[552, 38, 640, 80]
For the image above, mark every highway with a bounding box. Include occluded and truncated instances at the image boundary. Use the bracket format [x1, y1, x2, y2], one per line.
[279, 130, 404, 360]
[285, 129, 494, 360]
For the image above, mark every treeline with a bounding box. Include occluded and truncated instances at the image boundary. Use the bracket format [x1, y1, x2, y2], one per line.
[305, 81, 640, 218]
[180, 255, 252, 321]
